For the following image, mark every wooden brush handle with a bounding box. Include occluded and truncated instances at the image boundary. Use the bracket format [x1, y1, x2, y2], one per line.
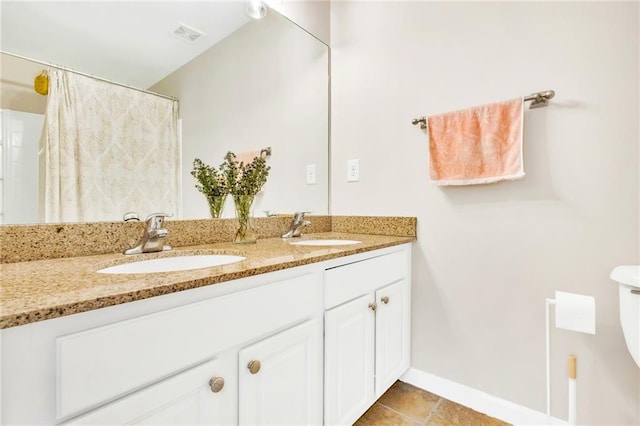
[568, 355, 577, 379]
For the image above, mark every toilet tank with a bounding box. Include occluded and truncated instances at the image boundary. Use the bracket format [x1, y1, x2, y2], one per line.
[610, 265, 640, 368]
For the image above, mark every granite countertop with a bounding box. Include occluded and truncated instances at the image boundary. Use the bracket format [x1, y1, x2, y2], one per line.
[0, 232, 414, 329]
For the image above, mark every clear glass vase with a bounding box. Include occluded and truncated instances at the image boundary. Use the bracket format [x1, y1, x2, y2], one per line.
[233, 194, 257, 244]
[207, 194, 227, 219]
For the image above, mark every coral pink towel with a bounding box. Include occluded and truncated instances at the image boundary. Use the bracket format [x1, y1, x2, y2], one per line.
[428, 97, 524, 185]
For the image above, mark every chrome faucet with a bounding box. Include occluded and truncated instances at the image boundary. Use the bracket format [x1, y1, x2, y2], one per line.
[282, 211, 311, 238]
[124, 213, 172, 255]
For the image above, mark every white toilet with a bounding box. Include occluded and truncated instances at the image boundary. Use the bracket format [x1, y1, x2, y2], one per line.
[610, 265, 640, 368]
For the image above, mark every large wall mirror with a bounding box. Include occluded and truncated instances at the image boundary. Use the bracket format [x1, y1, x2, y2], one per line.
[0, 1, 329, 225]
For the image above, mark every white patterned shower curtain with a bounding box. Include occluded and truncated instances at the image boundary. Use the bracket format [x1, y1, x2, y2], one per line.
[44, 68, 180, 222]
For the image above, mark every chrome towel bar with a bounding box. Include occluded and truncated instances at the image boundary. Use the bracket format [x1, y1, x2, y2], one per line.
[412, 89, 555, 129]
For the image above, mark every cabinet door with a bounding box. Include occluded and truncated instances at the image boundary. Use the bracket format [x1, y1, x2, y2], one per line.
[64, 355, 236, 425]
[375, 279, 410, 397]
[238, 319, 323, 425]
[324, 293, 376, 426]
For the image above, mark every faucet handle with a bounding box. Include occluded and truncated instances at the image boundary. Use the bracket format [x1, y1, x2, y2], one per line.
[145, 213, 173, 230]
[294, 211, 312, 220]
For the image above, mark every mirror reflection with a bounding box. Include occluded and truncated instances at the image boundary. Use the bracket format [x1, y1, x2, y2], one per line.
[0, 1, 329, 225]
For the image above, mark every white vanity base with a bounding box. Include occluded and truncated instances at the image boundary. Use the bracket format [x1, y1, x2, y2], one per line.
[1, 244, 411, 425]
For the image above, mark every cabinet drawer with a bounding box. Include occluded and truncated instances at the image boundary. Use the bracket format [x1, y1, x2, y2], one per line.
[324, 250, 407, 309]
[57, 273, 320, 420]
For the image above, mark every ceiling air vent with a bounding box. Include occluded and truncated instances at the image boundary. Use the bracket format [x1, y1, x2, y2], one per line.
[171, 23, 205, 42]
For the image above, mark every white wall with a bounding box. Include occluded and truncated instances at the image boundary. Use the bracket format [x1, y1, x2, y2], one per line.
[330, 2, 639, 424]
[268, 0, 331, 45]
[153, 11, 329, 218]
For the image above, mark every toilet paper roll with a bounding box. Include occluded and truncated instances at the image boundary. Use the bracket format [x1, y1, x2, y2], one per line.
[555, 291, 596, 334]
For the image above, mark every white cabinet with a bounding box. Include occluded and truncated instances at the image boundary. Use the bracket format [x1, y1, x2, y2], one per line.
[324, 294, 376, 425]
[239, 319, 323, 425]
[1, 243, 411, 425]
[375, 279, 409, 394]
[68, 319, 323, 426]
[65, 354, 236, 425]
[2, 269, 323, 425]
[324, 247, 411, 426]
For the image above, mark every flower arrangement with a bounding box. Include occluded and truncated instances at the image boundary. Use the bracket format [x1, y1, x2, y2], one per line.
[221, 151, 271, 244]
[191, 158, 228, 218]
[221, 152, 270, 197]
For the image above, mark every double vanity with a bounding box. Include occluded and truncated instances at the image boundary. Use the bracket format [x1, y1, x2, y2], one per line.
[0, 219, 415, 425]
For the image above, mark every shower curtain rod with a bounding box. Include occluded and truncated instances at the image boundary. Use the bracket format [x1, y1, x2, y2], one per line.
[1, 50, 178, 102]
[411, 90, 556, 129]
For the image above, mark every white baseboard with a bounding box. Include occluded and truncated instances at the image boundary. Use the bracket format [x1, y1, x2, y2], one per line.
[401, 368, 567, 426]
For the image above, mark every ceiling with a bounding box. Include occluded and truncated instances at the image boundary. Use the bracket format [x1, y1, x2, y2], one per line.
[0, 1, 252, 88]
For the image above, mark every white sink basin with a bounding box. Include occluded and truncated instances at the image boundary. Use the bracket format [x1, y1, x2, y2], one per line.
[290, 239, 361, 246]
[97, 254, 245, 274]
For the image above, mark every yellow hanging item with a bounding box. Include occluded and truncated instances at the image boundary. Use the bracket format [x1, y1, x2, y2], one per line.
[34, 70, 49, 95]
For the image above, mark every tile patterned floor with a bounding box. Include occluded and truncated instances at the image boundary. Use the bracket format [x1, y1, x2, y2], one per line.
[354, 381, 511, 426]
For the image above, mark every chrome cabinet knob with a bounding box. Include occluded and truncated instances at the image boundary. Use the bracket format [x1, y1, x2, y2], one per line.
[632, 289, 640, 295]
[369, 302, 377, 312]
[381, 296, 390, 304]
[248, 360, 261, 374]
[209, 376, 225, 393]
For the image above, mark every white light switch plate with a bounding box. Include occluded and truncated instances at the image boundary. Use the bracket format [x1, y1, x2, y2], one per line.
[306, 164, 316, 185]
[347, 159, 360, 182]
